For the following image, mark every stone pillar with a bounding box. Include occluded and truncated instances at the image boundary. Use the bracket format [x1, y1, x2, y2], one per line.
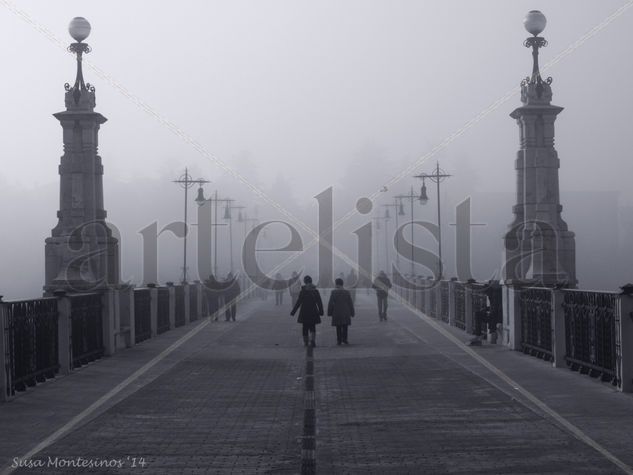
[101, 288, 116, 356]
[44, 20, 119, 295]
[167, 282, 176, 329]
[184, 284, 191, 325]
[117, 285, 134, 349]
[503, 15, 576, 289]
[55, 290, 72, 375]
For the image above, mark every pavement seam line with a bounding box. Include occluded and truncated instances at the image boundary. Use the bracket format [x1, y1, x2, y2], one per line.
[395, 297, 633, 475]
[301, 345, 316, 475]
[0, 305, 258, 475]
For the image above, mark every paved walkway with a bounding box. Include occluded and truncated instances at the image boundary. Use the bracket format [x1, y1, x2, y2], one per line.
[1, 293, 632, 474]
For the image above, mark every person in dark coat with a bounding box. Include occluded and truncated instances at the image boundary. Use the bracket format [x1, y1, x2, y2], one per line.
[204, 274, 221, 321]
[290, 275, 323, 347]
[223, 272, 240, 321]
[327, 278, 355, 345]
[372, 271, 392, 321]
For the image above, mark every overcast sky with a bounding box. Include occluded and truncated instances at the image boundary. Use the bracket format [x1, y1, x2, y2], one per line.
[1, 1, 632, 297]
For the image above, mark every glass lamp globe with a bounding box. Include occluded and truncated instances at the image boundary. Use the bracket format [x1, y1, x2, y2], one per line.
[523, 10, 546, 36]
[69, 17, 91, 43]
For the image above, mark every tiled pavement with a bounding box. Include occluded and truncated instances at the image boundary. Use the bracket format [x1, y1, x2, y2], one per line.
[1, 293, 633, 474]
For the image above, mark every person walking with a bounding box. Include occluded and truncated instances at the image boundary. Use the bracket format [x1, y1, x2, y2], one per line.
[290, 275, 323, 347]
[223, 272, 240, 321]
[327, 278, 355, 345]
[204, 274, 221, 321]
[289, 271, 301, 307]
[274, 272, 284, 306]
[372, 270, 392, 321]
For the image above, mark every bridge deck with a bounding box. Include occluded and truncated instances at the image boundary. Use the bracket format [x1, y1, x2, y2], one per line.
[1, 294, 632, 474]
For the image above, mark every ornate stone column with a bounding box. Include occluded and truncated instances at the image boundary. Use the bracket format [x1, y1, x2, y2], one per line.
[503, 11, 576, 288]
[44, 17, 119, 294]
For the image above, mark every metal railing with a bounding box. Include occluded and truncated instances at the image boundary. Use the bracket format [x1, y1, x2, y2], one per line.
[454, 282, 466, 330]
[69, 293, 104, 368]
[562, 290, 619, 385]
[440, 281, 449, 323]
[175, 285, 185, 327]
[429, 284, 437, 318]
[134, 288, 151, 343]
[189, 285, 198, 322]
[520, 288, 553, 360]
[4, 298, 59, 397]
[157, 287, 170, 335]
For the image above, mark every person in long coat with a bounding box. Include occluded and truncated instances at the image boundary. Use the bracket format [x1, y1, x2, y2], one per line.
[223, 272, 241, 321]
[372, 270, 392, 321]
[290, 275, 323, 347]
[327, 278, 355, 345]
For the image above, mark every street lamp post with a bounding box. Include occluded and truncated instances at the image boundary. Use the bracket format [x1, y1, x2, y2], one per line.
[382, 200, 401, 268]
[226, 204, 245, 273]
[394, 188, 422, 277]
[195, 187, 233, 276]
[414, 162, 451, 280]
[173, 169, 209, 283]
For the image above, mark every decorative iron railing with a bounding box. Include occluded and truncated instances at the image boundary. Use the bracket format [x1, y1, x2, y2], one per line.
[520, 288, 553, 360]
[157, 287, 170, 335]
[69, 293, 104, 368]
[440, 281, 449, 323]
[189, 285, 198, 322]
[471, 284, 489, 336]
[429, 285, 437, 318]
[4, 298, 59, 396]
[134, 288, 151, 343]
[454, 283, 466, 330]
[175, 285, 185, 327]
[562, 290, 619, 386]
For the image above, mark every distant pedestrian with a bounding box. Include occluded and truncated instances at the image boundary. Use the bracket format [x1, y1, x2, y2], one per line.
[346, 269, 358, 303]
[274, 273, 284, 306]
[204, 274, 221, 321]
[290, 275, 323, 347]
[289, 271, 301, 307]
[327, 278, 355, 345]
[372, 271, 392, 321]
[223, 272, 240, 321]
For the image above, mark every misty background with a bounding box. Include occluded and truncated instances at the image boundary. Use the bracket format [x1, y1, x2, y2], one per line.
[1, 0, 632, 299]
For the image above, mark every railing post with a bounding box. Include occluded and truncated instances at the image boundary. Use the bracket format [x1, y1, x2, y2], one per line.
[167, 282, 176, 329]
[502, 281, 523, 350]
[101, 288, 117, 357]
[551, 288, 566, 368]
[424, 279, 432, 317]
[184, 284, 191, 325]
[54, 290, 72, 375]
[618, 285, 633, 392]
[125, 286, 135, 347]
[464, 282, 473, 334]
[195, 281, 203, 318]
[448, 279, 456, 326]
[0, 298, 9, 401]
[148, 284, 158, 338]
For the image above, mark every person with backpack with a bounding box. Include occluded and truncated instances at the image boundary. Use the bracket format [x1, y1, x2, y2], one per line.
[372, 270, 392, 321]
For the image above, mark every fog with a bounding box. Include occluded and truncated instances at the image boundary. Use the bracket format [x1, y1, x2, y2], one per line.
[1, 0, 632, 298]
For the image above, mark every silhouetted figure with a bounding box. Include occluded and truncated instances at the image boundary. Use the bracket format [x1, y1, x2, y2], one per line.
[289, 271, 301, 307]
[372, 271, 392, 321]
[290, 275, 323, 347]
[224, 272, 240, 321]
[274, 272, 284, 306]
[204, 274, 221, 321]
[327, 278, 355, 345]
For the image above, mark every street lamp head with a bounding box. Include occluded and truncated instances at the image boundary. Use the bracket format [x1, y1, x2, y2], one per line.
[524, 10, 546, 36]
[419, 182, 429, 205]
[195, 186, 206, 205]
[69, 17, 91, 43]
[398, 199, 405, 216]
